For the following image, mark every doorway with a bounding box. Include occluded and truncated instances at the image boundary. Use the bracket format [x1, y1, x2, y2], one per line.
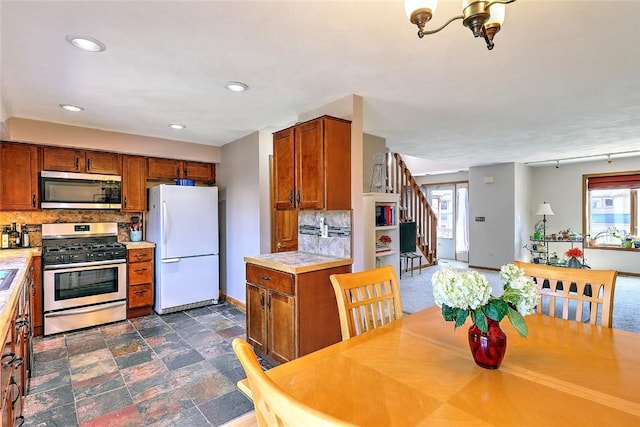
[424, 182, 469, 262]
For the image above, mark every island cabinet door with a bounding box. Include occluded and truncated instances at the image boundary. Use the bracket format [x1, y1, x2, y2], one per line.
[246, 283, 267, 355]
[267, 291, 295, 364]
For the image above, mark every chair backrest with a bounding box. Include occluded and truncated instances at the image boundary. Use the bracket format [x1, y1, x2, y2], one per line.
[513, 261, 617, 327]
[232, 338, 355, 427]
[330, 265, 403, 340]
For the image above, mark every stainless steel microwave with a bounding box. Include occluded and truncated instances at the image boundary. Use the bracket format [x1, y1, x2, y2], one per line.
[40, 171, 122, 209]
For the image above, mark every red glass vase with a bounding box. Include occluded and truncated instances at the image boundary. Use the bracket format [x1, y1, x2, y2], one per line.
[468, 319, 507, 369]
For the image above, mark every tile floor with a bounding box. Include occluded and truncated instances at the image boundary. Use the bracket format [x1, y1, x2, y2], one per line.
[24, 302, 263, 426]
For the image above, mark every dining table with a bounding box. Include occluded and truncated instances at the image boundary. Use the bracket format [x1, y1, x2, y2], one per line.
[238, 305, 640, 426]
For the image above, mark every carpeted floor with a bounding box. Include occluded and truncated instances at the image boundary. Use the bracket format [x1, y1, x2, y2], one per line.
[399, 259, 640, 333]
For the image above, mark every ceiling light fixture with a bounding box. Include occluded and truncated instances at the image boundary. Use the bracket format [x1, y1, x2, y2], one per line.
[225, 81, 249, 92]
[405, 0, 517, 50]
[168, 124, 186, 130]
[65, 35, 107, 52]
[59, 104, 84, 112]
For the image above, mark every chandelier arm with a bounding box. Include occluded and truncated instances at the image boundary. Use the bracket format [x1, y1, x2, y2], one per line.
[419, 15, 464, 36]
[486, 0, 517, 7]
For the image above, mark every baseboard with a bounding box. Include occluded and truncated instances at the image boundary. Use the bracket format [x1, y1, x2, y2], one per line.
[221, 292, 246, 311]
[468, 265, 500, 272]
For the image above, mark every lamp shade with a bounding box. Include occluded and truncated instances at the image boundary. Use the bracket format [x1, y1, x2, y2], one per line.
[486, 3, 506, 27]
[536, 202, 554, 216]
[405, 0, 438, 17]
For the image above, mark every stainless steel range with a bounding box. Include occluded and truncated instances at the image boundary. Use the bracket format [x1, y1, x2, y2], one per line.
[42, 222, 127, 335]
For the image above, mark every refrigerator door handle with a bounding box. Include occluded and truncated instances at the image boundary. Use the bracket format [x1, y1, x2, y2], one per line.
[161, 258, 180, 263]
[162, 201, 169, 244]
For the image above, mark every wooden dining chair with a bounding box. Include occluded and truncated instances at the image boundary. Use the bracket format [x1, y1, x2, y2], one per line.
[513, 261, 618, 327]
[330, 265, 403, 341]
[232, 338, 355, 427]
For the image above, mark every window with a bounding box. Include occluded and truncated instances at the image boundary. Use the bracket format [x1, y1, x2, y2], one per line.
[431, 189, 453, 239]
[585, 173, 639, 245]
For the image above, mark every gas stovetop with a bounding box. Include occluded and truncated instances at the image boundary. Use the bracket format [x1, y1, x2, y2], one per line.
[42, 239, 127, 266]
[41, 222, 127, 267]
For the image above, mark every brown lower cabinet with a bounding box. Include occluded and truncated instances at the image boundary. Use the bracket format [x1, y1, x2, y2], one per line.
[1, 259, 32, 426]
[127, 247, 154, 318]
[245, 263, 351, 365]
[29, 256, 43, 337]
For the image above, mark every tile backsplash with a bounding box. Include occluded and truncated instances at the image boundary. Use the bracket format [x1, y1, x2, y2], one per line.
[0, 210, 145, 246]
[298, 210, 352, 258]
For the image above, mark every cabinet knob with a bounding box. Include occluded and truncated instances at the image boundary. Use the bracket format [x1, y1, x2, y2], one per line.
[296, 190, 300, 204]
[260, 293, 265, 307]
[75, 157, 79, 170]
[87, 158, 92, 170]
[134, 268, 148, 273]
[32, 194, 36, 207]
[276, 242, 283, 249]
[261, 275, 271, 281]
[134, 289, 147, 295]
[124, 197, 128, 208]
[288, 190, 294, 206]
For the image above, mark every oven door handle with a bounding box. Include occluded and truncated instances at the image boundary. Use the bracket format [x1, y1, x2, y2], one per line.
[45, 300, 125, 317]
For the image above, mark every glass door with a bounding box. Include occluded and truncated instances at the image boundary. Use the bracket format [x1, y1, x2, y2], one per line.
[425, 182, 469, 262]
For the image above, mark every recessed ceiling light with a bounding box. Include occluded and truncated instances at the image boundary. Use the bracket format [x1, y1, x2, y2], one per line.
[59, 104, 84, 112]
[225, 81, 249, 92]
[65, 35, 106, 52]
[168, 124, 186, 130]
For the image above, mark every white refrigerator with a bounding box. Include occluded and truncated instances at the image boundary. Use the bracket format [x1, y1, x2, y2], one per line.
[147, 184, 219, 314]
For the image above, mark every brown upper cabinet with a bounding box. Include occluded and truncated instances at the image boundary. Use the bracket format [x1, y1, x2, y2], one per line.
[147, 157, 215, 183]
[0, 142, 40, 211]
[42, 146, 121, 175]
[121, 155, 147, 212]
[273, 116, 351, 211]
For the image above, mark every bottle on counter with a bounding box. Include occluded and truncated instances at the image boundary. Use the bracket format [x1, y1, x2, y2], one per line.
[1, 226, 9, 249]
[15, 223, 21, 247]
[22, 224, 29, 248]
[9, 222, 18, 248]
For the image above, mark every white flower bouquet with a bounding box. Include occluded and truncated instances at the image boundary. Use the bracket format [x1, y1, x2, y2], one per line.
[432, 263, 539, 337]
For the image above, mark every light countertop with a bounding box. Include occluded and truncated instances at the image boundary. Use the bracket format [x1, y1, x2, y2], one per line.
[244, 251, 352, 274]
[121, 241, 156, 249]
[0, 248, 40, 343]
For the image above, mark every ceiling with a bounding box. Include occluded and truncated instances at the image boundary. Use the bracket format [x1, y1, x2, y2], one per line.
[2, 1, 639, 175]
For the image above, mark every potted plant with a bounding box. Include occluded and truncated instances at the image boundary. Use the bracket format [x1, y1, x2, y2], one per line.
[533, 220, 545, 240]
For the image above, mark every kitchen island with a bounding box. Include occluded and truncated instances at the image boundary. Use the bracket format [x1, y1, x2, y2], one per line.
[244, 251, 352, 365]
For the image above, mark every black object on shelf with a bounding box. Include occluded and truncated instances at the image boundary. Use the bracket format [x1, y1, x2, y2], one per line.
[400, 222, 417, 254]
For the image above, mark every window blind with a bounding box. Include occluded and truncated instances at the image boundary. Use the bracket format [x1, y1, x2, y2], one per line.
[587, 174, 640, 190]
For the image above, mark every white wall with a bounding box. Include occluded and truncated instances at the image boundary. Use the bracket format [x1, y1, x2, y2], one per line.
[363, 133, 386, 193]
[416, 171, 469, 185]
[531, 155, 640, 273]
[258, 130, 273, 254]
[468, 163, 517, 269]
[217, 131, 265, 303]
[6, 117, 221, 163]
[514, 163, 532, 261]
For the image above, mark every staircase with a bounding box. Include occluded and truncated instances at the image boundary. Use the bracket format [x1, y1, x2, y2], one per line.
[386, 152, 438, 267]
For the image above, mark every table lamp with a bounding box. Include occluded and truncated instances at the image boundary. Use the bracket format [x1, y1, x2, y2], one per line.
[536, 202, 554, 240]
